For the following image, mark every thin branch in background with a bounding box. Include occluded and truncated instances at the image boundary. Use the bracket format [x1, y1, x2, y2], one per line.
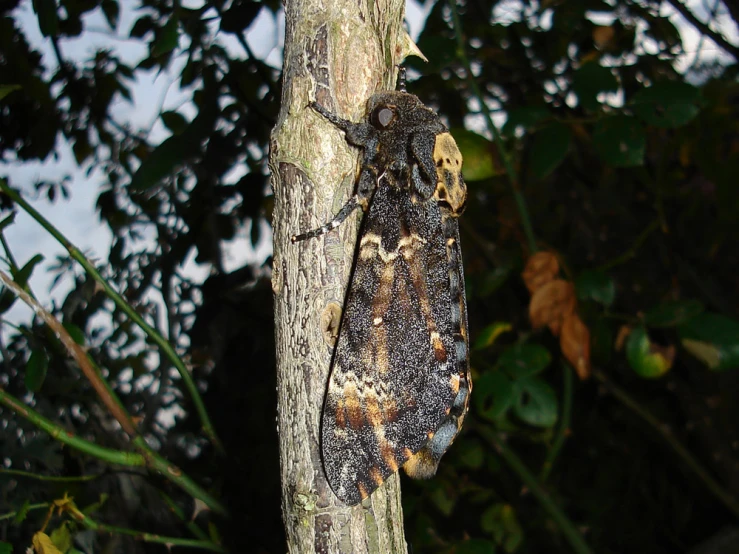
[0, 180, 223, 452]
[663, 0, 739, 60]
[592, 368, 739, 520]
[447, 1, 539, 254]
[539, 362, 575, 482]
[478, 426, 594, 554]
[0, 270, 137, 437]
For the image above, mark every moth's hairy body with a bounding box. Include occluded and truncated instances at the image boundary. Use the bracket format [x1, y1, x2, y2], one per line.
[293, 84, 471, 506]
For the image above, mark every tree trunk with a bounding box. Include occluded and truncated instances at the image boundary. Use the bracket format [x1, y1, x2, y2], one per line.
[270, 0, 420, 552]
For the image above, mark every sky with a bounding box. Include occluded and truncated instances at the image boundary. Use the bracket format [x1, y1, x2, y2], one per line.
[0, 0, 737, 326]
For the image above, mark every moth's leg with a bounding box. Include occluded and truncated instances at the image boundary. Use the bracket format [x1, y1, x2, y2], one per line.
[291, 167, 378, 243]
[310, 102, 374, 147]
[409, 131, 439, 200]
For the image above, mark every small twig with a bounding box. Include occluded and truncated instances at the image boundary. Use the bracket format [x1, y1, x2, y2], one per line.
[0, 182, 223, 451]
[478, 426, 594, 554]
[0, 386, 227, 515]
[0, 468, 101, 482]
[0, 387, 146, 467]
[0, 270, 138, 436]
[662, 0, 739, 60]
[593, 368, 739, 520]
[540, 361, 574, 482]
[64, 499, 225, 552]
[447, 1, 538, 254]
[597, 220, 660, 271]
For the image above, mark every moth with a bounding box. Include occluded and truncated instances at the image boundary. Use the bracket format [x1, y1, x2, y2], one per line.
[292, 70, 471, 506]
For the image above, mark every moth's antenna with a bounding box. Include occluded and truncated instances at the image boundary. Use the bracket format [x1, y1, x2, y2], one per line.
[397, 66, 407, 92]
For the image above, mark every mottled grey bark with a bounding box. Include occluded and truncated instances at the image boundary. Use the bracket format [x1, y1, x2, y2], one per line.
[269, 0, 422, 552]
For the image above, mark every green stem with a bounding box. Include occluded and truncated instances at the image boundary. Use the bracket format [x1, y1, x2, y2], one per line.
[593, 369, 739, 520]
[447, 2, 538, 254]
[0, 270, 138, 436]
[0, 182, 222, 452]
[131, 436, 227, 516]
[0, 387, 227, 516]
[0, 502, 50, 522]
[159, 490, 211, 541]
[66, 501, 225, 552]
[597, 220, 659, 271]
[0, 468, 101, 482]
[0, 388, 146, 467]
[540, 361, 574, 481]
[478, 426, 593, 554]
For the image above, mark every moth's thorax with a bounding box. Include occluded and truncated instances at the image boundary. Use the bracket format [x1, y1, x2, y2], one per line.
[432, 133, 467, 216]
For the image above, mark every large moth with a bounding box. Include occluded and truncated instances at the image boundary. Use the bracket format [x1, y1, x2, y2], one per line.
[293, 70, 471, 505]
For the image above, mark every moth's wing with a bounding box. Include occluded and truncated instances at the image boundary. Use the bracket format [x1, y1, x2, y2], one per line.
[403, 212, 471, 478]
[321, 185, 460, 505]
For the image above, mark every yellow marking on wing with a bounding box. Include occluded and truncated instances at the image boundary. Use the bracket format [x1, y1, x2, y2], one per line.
[364, 388, 383, 428]
[372, 262, 394, 374]
[343, 381, 364, 430]
[358, 482, 369, 499]
[369, 466, 384, 486]
[380, 440, 400, 472]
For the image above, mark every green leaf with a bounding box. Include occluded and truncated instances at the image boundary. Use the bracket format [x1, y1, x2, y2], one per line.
[679, 313, 739, 371]
[481, 503, 523, 551]
[32, 0, 59, 37]
[632, 82, 702, 129]
[513, 377, 558, 428]
[161, 110, 188, 135]
[454, 439, 485, 470]
[14, 499, 30, 524]
[456, 538, 497, 554]
[429, 483, 455, 516]
[593, 115, 645, 167]
[101, 0, 119, 29]
[0, 85, 21, 102]
[12, 254, 44, 288]
[220, 1, 263, 34]
[473, 322, 513, 350]
[151, 17, 179, 57]
[572, 62, 618, 111]
[474, 371, 516, 421]
[452, 128, 497, 181]
[130, 135, 187, 191]
[529, 121, 571, 179]
[644, 299, 704, 328]
[82, 493, 108, 515]
[0, 540, 12, 554]
[626, 326, 672, 378]
[498, 343, 551, 378]
[63, 322, 86, 345]
[50, 522, 72, 553]
[25, 348, 49, 392]
[503, 106, 550, 136]
[575, 269, 615, 306]
[0, 212, 16, 231]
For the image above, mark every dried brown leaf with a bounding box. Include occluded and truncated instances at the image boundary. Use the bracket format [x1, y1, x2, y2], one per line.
[561, 313, 591, 380]
[522, 251, 560, 294]
[529, 279, 575, 333]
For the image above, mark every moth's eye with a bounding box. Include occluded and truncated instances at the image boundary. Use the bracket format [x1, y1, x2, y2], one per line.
[371, 106, 397, 129]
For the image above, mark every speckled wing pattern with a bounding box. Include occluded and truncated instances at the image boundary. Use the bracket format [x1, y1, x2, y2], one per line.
[293, 83, 470, 506]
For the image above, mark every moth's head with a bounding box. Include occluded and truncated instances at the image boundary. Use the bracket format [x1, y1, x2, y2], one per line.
[365, 91, 425, 132]
[433, 133, 467, 216]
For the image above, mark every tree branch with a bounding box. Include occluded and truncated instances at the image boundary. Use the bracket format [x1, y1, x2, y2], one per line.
[663, 0, 739, 59]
